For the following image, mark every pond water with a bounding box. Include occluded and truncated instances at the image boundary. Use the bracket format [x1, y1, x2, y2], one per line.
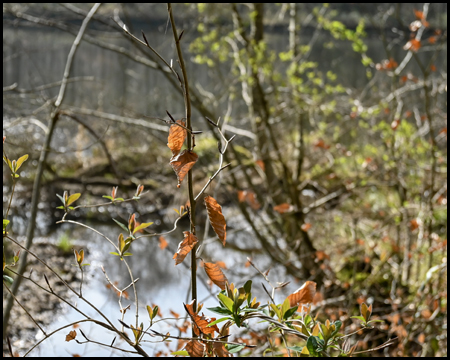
[18, 210, 291, 357]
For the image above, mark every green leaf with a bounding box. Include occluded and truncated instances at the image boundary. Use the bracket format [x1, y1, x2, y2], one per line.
[171, 350, 189, 356]
[113, 218, 129, 233]
[281, 297, 291, 319]
[351, 315, 367, 324]
[152, 306, 159, 319]
[218, 293, 234, 313]
[226, 344, 245, 353]
[207, 317, 230, 327]
[3, 274, 14, 284]
[110, 252, 120, 256]
[331, 320, 342, 337]
[66, 193, 81, 206]
[243, 280, 252, 294]
[307, 336, 320, 356]
[15, 154, 28, 172]
[367, 319, 384, 324]
[56, 194, 65, 205]
[270, 303, 282, 320]
[207, 306, 233, 316]
[146, 305, 153, 320]
[13, 173, 19, 178]
[122, 252, 133, 256]
[133, 222, 153, 234]
[3, 219, 9, 230]
[102, 195, 113, 200]
[115, 198, 124, 202]
[287, 345, 304, 352]
[283, 306, 298, 320]
[56, 206, 65, 209]
[81, 263, 90, 267]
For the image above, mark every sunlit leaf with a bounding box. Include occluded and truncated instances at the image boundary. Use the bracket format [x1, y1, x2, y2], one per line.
[65, 330, 77, 342]
[286, 281, 317, 308]
[205, 195, 226, 245]
[66, 193, 81, 207]
[15, 154, 28, 172]
[170, 150, 198, 188]
[204, 262, 228, 290]
[173, 231, 198, 265]
[167, 120, 187, 156]
[217, 293, 234, 313]
[133, 221, 153, 234]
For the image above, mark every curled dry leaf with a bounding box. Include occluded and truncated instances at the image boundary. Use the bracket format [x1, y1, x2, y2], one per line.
[184, 300, 220, 336]
[173, 231, 198, 265]
[65, 330, 77, 342]
[204, 262, 229, 290]
[184, 340, 205, 358]
[287, 281, 317, 308]
[205, 195, 226, 245]
[170, 150, 198, 188]
[167, 120, 186, 156]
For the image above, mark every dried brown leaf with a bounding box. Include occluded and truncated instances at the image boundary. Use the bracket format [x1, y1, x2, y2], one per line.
[65, 330, 77, 342]
[173, 231, 198, 265]
[184, 300, 220, 336]
[184, 340, 205, 357]
[213, 342, 232, 357]
[170, 150, 198, 187]
[205, 195, 226, 245]
[204, 262, 229, 290]
[167, 120, 186, 156]
[287, 281, 317, 308]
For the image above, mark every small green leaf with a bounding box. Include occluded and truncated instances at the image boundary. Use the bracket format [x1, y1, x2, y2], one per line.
[122, 252, 133, 256]
[287, 345, 304, 352]
[3, 274, 14, 285]
[218, 293, 234, 313]
[367, 319, 384, 324]
[207, 317, 230, 327]
[307, 336, 320, 356]
[351, 315, 367, 324]
[66, 193, 81, 206]
[207, 306, 233, 316]
[171, 350, 189, 356]
[3, 219, 10, 230]
[133, 222, 154, 234]
[270, 303, 282, 320]
[13, 173, 19, 178]
[113, 219, 129, 233]
[115, 198, 124, 202]
[110, 252, 120, 256]
[283, 306, 298, 320]
[56, 206, 65, 209]
[281, 297, 291, 319]
[15, 154, 28, 172]
[243, 280, 252, 294]
[81, 263, 90, 267]
[226, 344, 245, 353]
[103, 196, 113, 200]
[146, 305, 153, 319]
[56, 194, 65, 205]
[152, 306, 159, 319]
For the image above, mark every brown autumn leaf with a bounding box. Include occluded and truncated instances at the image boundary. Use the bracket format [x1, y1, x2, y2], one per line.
[216, 260, 228, 269]
[245, 191, 261, 210]
[173, 231, 198, 265]
[65, 330, 77, 342]
[184, 300, 220, 336]
[274, 203, 291, 214]
[205, 195, 226, 245]
[213, 342, 232, 357]
[287, 281, 317, 308]
[159, 236, 168, 250]
[204, 262, 229, 290]
[184, 340, 205, 358]
[170, 150, 198, 188]
[167, 120, 186, 156]
[170, 310, 180, 319]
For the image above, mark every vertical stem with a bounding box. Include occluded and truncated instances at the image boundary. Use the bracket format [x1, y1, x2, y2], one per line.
[167, 4, 197, 334]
